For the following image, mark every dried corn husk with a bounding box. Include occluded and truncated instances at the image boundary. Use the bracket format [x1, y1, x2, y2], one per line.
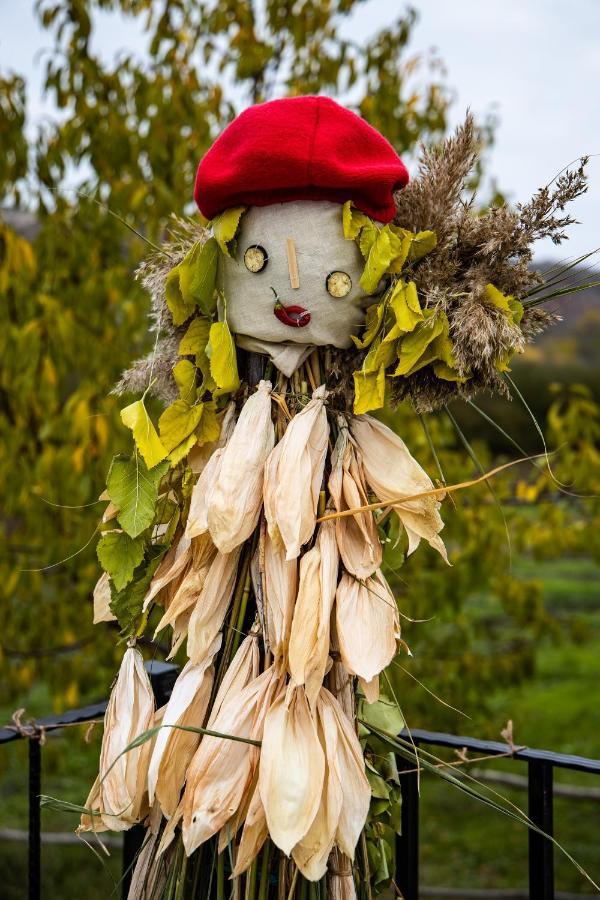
[288, 521, 339, 708]
[185, 403, 237, 539]
[207, 631, 261, 727]
[206, 380, 274, 553]
[291, 692, 343, 880]
[259, 684, 325, 856]
[350, 414, 448, 562]
[264, 530, 297, 668]
[335, 570, 399, 686]
[153, 537, 217, 636]
[264, 385, 329, 559]
[319, 688, 371, 860]
[329, 420, 381, 580]
[232, 779, 269, 876]
[186, 546, 241, 664]
[148, 636, 219, 817]
[93, 571, 115, 624]
[182, 666, 281, 855]
[142, 534, 193, 613]
[96, 648, 155, 829]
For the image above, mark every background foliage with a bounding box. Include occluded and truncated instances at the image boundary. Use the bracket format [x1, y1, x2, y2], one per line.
[0, 1, 599, 896]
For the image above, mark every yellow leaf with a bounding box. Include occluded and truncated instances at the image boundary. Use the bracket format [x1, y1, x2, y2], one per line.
[207, 321, 240, 395]
[179, 239, 219, 317]
[158, 400, 204, 453]
[121, 400, 167, 468]
[408, 230, 437, 262]
[353, 366, 386, 414]
[387, 226, 413, 274]
[387, 280, 423, 335]
[359, 228, 393, 294]
[362, 336, 397, 374]
[178, 316, 211, 357]
[212, 206, 246, 255]
[394, 314, 444, 377]
[351, 302, 385, 350]
[485, 283, 523, 324]
[165, 266, 196, 327]
[342, 200, 371, 240]
[168, 431, 199, 466]
[172, 359, 197, 402]
[196, 401, 221, 445]
[432, 360, 468, 382]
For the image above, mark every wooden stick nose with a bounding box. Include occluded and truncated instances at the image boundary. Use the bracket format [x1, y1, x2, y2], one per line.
[286, 237, 300, 289]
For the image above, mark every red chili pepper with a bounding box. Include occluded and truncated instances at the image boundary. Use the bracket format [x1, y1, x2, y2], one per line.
[273, 302, 311, 328]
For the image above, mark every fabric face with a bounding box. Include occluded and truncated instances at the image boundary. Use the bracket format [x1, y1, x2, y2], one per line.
[220, 201, 372, 352]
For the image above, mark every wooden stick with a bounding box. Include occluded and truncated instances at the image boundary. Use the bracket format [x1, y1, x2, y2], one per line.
[286, 237, 300, 289]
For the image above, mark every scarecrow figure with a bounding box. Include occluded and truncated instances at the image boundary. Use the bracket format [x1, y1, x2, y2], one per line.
[82, 96, 580, 898]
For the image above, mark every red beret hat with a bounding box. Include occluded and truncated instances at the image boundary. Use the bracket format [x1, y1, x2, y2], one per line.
[194, 96, 408, 223]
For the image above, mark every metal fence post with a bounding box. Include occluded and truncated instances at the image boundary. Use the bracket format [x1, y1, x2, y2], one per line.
[396, 749, 419, 900]
[28, 737, 41, 900]
[528, 759, 554, 900]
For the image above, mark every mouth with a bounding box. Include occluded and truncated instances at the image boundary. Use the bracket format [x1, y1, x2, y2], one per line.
[273, 302, 311, 328]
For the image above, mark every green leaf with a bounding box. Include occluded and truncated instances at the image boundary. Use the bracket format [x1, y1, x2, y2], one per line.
[158, 399, 204, 453]
[358, 693, 404, 735]
[97, 530, 146, 591]
[120, 399, 167, 469]
[172, 359, 197, 401]
[180, 238, 219, 317]
[408, 229, 437, 262]
[360, 227, 393, 294]
[353, 365, 386, 414]
[178, 316, 211, 357]
[207, 320, 240, 395]
[366, 766, 391, 800]
[109, 544, 166, 636]
[351, 302, 385, 349]
[107, 454, 170, 538]
[211, 206, 246, 255]
[342, 200, 371, 240]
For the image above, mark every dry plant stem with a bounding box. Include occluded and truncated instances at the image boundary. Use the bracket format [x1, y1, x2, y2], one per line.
[258, 842, 271, 900]
[245, 858, 258, 900]
[316, 452, 545, 523]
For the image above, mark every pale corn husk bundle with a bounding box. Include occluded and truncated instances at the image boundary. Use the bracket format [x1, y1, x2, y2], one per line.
[92, 571, 115, 624]
[288, 520, 339, 708]
[83, 648, 154, 831]
[142, 533, 192, 613]
[257, 684, 370, 875]
[350, 413, 449, 562]
[186, 546, 241, 664]
[264, 385, 329, 559]
[202, 380, 274, 552]
[335, 570, 400, 700]
[147, 637, 219, 817]
[185, 402, 237, 539]
[263, 530, 297, 667]
[329, 418, 382, 580]
[182, 665, 282, 855]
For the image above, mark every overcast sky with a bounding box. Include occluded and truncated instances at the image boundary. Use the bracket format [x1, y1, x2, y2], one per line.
[1, 0, 599, 260]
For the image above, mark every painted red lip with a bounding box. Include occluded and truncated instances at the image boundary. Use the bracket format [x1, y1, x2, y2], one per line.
[274, 303, 311, 328]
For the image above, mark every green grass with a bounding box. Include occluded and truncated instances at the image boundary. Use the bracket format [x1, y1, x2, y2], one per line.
[419, 556, 600, 896]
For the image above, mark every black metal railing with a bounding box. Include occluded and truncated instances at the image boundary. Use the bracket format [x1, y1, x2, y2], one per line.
[1, 662, 599, 900]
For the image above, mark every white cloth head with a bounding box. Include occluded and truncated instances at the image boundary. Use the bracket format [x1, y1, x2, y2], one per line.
[219, 201, 372, 372]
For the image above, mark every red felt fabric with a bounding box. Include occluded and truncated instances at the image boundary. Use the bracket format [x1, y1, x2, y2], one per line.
[194, 96, 408, 223]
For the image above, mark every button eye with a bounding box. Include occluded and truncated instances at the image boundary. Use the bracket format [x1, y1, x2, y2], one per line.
[244, 245, 268, 273]
[326, 271, 352, 298]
